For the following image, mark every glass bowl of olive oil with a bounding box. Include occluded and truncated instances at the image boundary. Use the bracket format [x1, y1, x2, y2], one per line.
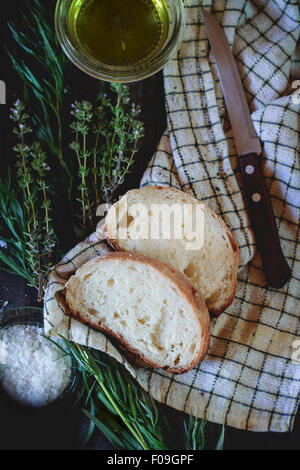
[55, 0, 185, 82]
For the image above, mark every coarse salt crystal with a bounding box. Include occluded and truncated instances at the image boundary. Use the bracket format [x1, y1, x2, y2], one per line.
[0, 324, 72, 407]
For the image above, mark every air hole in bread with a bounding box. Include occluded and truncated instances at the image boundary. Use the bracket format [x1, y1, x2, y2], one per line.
[184, 262, 197, 279]
[127, 215, 134, 227]
[83, 273, 93, 281]
[107, 278, 115, 287]
[150, 334, 164, 351]
[138, 318, 149, 326]
[114, 312, 120, 319]
[137, 316, 149, 325]
[121, 320, 127, 326]
[190, 343, 196, 354]
[174, 355, 181, 366]
[88, 308, 98, 316]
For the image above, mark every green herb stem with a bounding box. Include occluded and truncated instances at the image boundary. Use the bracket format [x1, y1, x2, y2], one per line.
[95, 376, 149, 450]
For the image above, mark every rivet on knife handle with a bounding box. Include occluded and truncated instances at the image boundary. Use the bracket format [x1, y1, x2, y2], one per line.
[239, 153, 292, 288]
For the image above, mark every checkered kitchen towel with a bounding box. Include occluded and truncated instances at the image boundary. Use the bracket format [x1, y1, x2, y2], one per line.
[44, 0, 300, 432]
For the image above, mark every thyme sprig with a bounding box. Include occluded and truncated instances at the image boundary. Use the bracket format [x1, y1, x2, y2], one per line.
[99, 84, 144, 203]
[9, 100, 56, 299]
[69, 89, 144, 232]
[70, 101, 94, 228]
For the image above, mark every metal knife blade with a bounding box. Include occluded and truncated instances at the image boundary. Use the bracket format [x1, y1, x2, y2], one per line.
[201, 7, 261, 157]
[201, 8, 291, 288]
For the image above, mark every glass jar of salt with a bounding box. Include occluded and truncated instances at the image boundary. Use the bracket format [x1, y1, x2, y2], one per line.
[0, 307, 75, 408]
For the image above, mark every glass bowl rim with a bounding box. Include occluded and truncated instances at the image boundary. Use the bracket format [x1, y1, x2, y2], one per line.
[55, 0, 185, 82]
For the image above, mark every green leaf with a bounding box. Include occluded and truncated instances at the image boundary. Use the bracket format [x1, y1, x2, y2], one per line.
[128, 384, 137, 421]
[81, 401, 96, 448]
[83, 409, 128, 450]
[215, 425, 225, 450]
[0, 250, 31, 281]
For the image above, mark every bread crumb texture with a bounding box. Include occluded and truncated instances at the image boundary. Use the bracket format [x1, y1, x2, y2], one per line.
[105, 186, 238, 314]
[65, 252, 210, 373]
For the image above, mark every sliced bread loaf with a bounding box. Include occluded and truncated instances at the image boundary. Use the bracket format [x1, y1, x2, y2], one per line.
[64, 251, 210, 374]
[104, 186, 238, 315]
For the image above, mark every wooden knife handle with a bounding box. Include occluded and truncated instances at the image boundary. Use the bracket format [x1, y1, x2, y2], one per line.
[238, 153, 291, 288]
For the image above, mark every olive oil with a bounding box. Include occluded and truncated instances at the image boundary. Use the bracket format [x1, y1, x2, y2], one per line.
[71, 0, 169, 66]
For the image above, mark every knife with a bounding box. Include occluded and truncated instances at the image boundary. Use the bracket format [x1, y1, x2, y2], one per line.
[201, 8, 291, 288]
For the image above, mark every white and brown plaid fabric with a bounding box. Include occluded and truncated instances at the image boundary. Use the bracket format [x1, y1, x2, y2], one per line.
[44, 0, 300, 432]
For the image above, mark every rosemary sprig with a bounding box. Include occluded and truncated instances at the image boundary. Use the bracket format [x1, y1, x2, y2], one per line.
[184, 415, 224, 450]
[63, 340, 167, 450]
[52, 338, 224, 450]
[0, 176, 32, 282]
[8, 0, 68, 168]
[184, 415, 207, 450]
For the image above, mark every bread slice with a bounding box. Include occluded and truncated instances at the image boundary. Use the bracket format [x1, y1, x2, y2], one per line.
[104, 186, 238, 315]
[64, 251, 210, 374]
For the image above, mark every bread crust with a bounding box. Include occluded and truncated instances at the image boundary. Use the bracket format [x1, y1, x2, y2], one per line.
[104, 185, 239, 316]
[63, 251, 210, 374]
[206, 214, 239, 316]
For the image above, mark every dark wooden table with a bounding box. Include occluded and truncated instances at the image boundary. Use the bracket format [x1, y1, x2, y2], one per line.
[0, 1, 299, 451]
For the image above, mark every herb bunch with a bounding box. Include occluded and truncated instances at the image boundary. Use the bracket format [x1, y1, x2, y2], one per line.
[8, 0, 68, 168]
[96, 84, 144, 203]
[52, 339, 225, 450]
[8, 0, 144, 239]
[69, 87, 144, 232]
[0, 0, 144, 291]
